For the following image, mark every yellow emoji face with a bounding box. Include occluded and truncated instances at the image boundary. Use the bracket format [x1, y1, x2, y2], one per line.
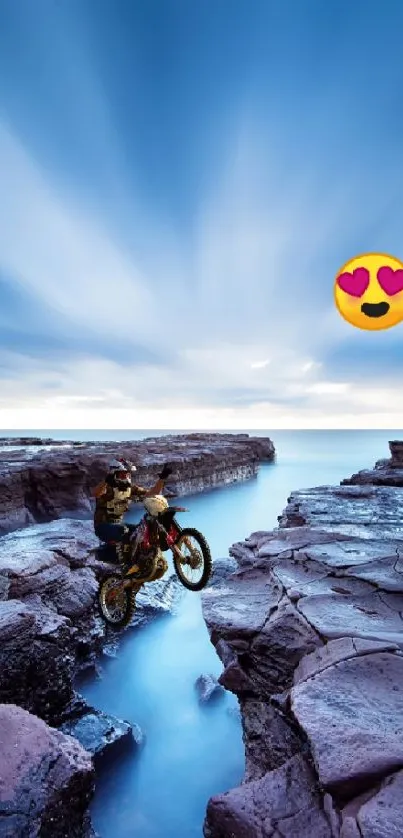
[334, 252, 403, 331]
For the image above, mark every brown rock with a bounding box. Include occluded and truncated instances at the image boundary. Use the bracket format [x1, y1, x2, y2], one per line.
[293, 636, 399, 685]
[341, 769, 403, 837]
[291, 651, 403, 797]
[0, 703, 94, 837]
[0, 433, 275, 536]
[240, 698, 302, 781]
[203, 754, 333, 838]
[0, 599, 74, 720]
[202, 441, 403, 837]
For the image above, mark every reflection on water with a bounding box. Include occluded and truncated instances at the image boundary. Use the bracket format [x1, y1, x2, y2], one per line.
[77, 430, 400, 838]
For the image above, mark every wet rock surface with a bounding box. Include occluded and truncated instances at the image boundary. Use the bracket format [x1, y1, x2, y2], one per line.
[60, 707, 143, 762]
[0, 516, 184, 836]
[0, 703, 95, 838]
[195, 673, 225, 703]
[342, 439, 403, 487]
[0, 518, 184, 716]
[0, 433, 275, 535]
[202, 443, 403, 837]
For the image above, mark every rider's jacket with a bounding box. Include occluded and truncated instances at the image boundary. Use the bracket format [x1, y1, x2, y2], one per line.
[94, 481, 147, 526]
[105, 486, 132, 522]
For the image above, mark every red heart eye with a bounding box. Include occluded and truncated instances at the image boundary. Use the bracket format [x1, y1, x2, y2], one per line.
[377, 265, 403, 296]
[336, 267, 370, 298]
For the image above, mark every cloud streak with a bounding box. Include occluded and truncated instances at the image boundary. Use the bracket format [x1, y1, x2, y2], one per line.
[0, 0, 403, 428]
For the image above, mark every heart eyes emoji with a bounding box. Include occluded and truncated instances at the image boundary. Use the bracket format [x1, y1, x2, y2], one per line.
[336, 267, 369, 298]
[337, 265, 403, 298]
[334, 252, 403, 330]
[377, 266, 403, 296]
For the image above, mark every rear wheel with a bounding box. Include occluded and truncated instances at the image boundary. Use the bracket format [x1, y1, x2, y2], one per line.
[173, 527, 212, 591]
[98, 575, 136, 629]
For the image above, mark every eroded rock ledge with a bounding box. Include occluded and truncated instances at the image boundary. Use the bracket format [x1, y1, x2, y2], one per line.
[0, 518, 181, 837]
[0, 433, 275, 536]
[342, 439, 403, 487]
[202, 457, 403, 837]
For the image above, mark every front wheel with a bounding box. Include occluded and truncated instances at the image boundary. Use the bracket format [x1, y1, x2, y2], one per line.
[172, 527, 212, 591]
[98, 575, 136, 629]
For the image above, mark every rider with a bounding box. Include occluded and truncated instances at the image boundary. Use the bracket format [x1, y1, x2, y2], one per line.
[92, 458, 173, 545]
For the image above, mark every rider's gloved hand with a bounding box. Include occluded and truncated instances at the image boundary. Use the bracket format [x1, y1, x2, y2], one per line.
[158, 464, 173, 480]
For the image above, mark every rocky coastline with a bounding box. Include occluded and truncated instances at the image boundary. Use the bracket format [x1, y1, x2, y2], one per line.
[0, 432, 274, 836]
[202, 443, 403, 838]
[0, 516, 182, 837]
[342, 439, 403, 487]
[3, 437, 402, 837]
[0, 433, 275, 536]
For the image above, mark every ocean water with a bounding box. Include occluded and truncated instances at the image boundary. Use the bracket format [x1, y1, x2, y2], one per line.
[8, 429, 401, 837]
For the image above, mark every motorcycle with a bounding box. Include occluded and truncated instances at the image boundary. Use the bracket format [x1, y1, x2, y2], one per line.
[96, 494, 212, 629]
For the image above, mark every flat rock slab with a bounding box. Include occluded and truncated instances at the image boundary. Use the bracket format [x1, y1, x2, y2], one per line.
[60, 709, 140, 759]
[298, 590, 403, 646]
[0, 518, 98, 572]
[279, 485, 403, 538]
[238, 525, 353, 554]
[342, 769, 403, 837]
[345, 555, 403, 592]
[0, 703, 94, 837]
[294, 636, 399, 685]
[202, 572, 282, 639]
[298, 539, 403, 569]
[204, 754, 332, 837]
[273, 561, 374, 600]
[272, 559, 329, 590]
[291, 651, 403, 796]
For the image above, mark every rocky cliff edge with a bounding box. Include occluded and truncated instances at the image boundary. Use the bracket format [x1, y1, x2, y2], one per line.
[202, 447, 403, 838]
[0, 433, 275, 535]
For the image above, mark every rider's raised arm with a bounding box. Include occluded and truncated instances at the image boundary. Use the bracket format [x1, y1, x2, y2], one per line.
[131, 483, 164, 499]
[131, 465, 173, 500]
[143, 478, 165, 498]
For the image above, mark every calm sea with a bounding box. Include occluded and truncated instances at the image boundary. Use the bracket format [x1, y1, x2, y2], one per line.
[7, 430, 401, 838]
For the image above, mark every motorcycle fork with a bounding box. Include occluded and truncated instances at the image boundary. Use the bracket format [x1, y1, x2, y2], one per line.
[156, 519, 191, 563]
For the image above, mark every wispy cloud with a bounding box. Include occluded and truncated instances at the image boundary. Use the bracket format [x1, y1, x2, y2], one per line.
[0, 0, 403, 428]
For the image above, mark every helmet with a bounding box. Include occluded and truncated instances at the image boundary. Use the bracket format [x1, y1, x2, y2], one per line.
[143, 495, 169, 517]
[108, 457, 136, 489]
[108, 458, 137, 474]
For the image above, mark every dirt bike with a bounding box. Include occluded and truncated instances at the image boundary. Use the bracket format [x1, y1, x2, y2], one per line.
[96, 494, 212, 629]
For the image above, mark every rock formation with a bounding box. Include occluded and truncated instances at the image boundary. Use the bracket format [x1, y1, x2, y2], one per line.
[202, 462, 403, 836]
[0, 433, 275, 535]
[195, 674, 225, 703]
[342, 439, 403, 487]
[0, 432, 274, 834]
[0, 517, 182, 835]
[0, 703, 95, 838]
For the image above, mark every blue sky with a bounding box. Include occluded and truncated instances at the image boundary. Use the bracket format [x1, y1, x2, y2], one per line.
[0, 0, 403, 429]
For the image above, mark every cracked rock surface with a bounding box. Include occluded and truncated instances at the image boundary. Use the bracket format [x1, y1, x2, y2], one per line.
[202, 446, 403, 837]
[0, 517, 182, 836]
[0, 433, 275, 535]
[0, 703, 95, 838]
